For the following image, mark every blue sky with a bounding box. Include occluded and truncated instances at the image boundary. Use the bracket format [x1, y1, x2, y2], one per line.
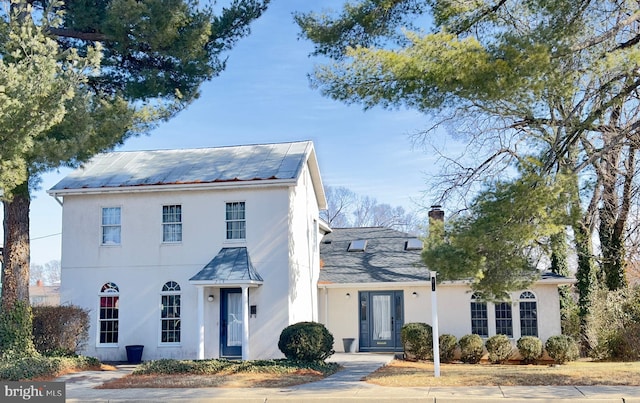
[3, 0, 455, 266]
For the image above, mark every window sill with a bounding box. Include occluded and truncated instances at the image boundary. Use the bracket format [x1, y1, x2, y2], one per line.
[223, 239, 246, 245]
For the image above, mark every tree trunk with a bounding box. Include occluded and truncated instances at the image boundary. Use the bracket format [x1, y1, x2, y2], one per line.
[568, 167, 598, 347]
[1, 181, 31, 312]
[597, 137, 631, 291]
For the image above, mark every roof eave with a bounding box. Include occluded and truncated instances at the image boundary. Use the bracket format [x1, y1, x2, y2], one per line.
[47, 178, 298, 197]
[318, 277, 576, 288]
[189, 279, 264, 286]
[318, 281, 431, 289]
[305, 144, 327, 210]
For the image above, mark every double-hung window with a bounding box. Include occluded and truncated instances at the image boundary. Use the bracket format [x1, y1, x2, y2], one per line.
[160, 281, 181, 343]
[226, 202, 246, 240]
[519, 291, 538, 337]
[102, 207, 121, 245]
[99, 282, 119, 344]
[162, 205, 182, 243]
[470, 293, 489, 337]
[495, 302, 513, 337]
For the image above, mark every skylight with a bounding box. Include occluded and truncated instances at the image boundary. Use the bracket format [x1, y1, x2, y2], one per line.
[348, 239, 367, 252]
[405, 238, 423, 251]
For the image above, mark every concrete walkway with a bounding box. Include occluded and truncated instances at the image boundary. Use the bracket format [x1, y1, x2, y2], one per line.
[56, 353, 640, 402]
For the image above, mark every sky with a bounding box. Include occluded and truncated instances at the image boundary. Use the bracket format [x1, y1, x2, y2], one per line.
[2, 0, 457, 266]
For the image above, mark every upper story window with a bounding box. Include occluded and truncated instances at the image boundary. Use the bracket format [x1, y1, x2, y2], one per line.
[102, 207, 121, 245]
[226, 202, 246, 240]
[519, 291, 538, 337]
[99, 282, 119, 345]
[470, 293, 488, 337]
[162, 205, 182, 243]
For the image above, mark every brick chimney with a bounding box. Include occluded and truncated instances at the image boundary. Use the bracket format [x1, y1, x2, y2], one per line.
[428, 205, 444, 222]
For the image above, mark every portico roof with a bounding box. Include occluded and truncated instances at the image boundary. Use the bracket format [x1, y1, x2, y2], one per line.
[189, 247, 263, 286]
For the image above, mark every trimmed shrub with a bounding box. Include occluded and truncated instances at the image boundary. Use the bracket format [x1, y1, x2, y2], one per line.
[545, 335, 579, 364]
[459, 334, 484, 364]
[439, 334, 457, 363]
[517, 336, 543, 364]
[485, 334, 513, 364]
[278, 322, 334, 362]
[401, 323, 432, 361]
[32, 305, 90, 356]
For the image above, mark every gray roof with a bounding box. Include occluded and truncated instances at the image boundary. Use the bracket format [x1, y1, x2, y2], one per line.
[319, 227, 429, 284]
[189, 247, 263, 284]
[49, 141, 313, 192]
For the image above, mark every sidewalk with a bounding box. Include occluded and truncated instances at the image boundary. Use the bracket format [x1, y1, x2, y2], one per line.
[57, 353, 640, 402]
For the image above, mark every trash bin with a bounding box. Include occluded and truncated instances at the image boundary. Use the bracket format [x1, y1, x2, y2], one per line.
[342, 338, 356, 353]
[125, 345, 144, 364]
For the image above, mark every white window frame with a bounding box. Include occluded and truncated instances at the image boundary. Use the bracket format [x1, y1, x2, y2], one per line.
[101, 207, 121, 245]
[519, 291, 538, 337]
[162, 205, 182, 243]
[159, 281, 181, 345]
[98, 282, 120, 347]
[495, 301, 513, 337]
[225, 201, 246, 241]
[470, 293, 489, 337]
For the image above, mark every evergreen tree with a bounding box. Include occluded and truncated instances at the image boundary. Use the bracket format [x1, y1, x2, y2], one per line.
[0, 0, 269, 355]
[297, 0, 640, 328]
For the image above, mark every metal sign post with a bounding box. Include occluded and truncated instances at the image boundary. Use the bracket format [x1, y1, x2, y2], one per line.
[431, 271, 440, 377]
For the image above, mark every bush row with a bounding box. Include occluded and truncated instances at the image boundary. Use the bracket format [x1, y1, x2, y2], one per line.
[401, 322, 579, 364]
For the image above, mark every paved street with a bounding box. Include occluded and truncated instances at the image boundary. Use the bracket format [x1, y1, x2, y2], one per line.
[56, 353, 640, 402]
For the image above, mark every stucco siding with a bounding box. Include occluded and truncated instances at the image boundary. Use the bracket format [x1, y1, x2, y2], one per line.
[287, 163, 321, 325]
[321, 282, 565, 353]
[60, 185, 295, 361]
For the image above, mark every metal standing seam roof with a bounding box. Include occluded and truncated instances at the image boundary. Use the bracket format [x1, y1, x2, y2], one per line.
[49, 141, 313, 192]
[189, 247, 263, 284]
[319, 227, 429, 284]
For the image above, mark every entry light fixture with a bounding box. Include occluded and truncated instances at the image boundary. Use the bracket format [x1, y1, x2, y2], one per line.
[207, 295, 214, 302]
[345, 293, 351, 299]
[412, 292, 418, 298]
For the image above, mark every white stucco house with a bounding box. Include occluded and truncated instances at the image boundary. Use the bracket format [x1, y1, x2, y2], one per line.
[48, 141, 327, 361]
[48, 140, 573, 361]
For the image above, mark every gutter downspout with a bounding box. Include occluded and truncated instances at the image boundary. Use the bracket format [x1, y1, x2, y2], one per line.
[324, 286, 329, 328]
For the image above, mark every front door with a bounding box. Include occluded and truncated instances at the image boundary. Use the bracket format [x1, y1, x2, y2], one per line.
[220, 288, 242, 358]
[359, 291, 404, 351]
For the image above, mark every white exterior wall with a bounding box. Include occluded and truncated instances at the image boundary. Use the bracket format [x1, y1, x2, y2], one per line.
[320, 283, 565, 353]
[60, 185, 297, 361]
[287, 163, 322, 326]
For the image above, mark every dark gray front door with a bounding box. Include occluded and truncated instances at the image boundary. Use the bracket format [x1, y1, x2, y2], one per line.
[220, 288, 242, 358]
[359, 290, 404, 351]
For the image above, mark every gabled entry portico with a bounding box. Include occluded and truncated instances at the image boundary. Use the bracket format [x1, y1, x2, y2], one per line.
[189, 247, 263, 360]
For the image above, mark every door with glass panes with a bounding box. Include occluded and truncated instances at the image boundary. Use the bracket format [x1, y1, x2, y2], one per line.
[220, 288, 242, 358]
[359, 291, 404, 351]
